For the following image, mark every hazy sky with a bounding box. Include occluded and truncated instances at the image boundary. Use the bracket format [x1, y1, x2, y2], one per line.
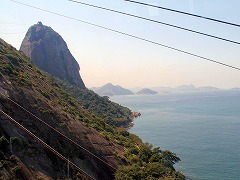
[1, 0, 240, 89]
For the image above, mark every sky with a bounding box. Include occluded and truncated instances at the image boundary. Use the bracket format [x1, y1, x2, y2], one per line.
[1, 0, 240, 89]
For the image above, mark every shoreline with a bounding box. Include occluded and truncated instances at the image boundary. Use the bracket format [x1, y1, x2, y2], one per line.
[127, 111, 141, 128]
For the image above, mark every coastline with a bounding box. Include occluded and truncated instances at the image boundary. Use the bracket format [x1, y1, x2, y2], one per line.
[127, 111, 141, 128]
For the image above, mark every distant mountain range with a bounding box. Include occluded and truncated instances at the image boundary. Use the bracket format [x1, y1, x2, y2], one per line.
[91, 84, 160, 96]
[92, 84, 223, 96]
[151, 84, 220, 93]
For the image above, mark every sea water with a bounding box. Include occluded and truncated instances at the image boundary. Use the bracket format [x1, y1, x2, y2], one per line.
[110, 90, 240, 180]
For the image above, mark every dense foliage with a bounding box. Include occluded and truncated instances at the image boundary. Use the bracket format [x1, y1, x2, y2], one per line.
[115, 137, 184, 180]
[56, 81, 132, 127]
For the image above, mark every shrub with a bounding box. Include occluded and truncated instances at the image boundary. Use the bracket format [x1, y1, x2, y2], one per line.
[1, 160, 9, 167]
[12, 166, 22, 175]
[0, 135, 9, 149]
[41, 91, 51, 99]
[10, 137, 19, 144]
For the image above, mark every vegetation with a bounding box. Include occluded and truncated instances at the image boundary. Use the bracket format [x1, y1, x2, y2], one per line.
[0, 135, 9, 151]
[10, 137, 19, 144]
[56, 81, 132, 127]
[115, 139, 184, 179]
[12, 166, 22, 174]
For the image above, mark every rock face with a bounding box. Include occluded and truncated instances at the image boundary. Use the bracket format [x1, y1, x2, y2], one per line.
[20, 22, 85, 89]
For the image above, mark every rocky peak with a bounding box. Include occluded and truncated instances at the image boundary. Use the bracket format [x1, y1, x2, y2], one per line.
[20, 22, 85, 89]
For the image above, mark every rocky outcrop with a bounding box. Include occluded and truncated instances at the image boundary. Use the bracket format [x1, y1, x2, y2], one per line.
[131, 112, 141, 118]
[20, 22, 85, 89]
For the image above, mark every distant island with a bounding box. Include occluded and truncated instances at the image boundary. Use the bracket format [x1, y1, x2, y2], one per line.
[91, 83, 134, 96]
[136, 88, 158, 95]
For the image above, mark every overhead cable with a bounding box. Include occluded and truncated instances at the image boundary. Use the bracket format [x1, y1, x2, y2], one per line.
[0, 92, 117, 171]
[124, 0, 240, 28]
[9, 0, 240, 71]
[68, 0, 240, 45]
[0, 110, 95, 180]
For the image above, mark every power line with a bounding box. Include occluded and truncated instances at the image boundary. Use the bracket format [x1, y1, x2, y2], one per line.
[0, 110, 95, 180]
[124, 0, 240, 28]
[0, 92, 117, 171]
[68, 0, 240, 45]
[9, 0, 240, 71]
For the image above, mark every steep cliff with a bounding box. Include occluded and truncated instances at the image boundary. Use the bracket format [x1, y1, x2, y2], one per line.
[20, 22, 85, 89]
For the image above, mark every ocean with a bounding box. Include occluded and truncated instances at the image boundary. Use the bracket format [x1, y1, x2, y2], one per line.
[110, 90, 240, 180]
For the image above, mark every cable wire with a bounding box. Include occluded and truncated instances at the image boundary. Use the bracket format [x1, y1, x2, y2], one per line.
[0, 92, 117, 171]
[0, 110, 95, 180]
[124, 0, 240, 28]
[9, 0, 240, 71]
[68, 0, 240, 45]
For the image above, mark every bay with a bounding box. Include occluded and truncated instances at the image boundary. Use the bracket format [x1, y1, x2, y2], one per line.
[110, 90, 240, 180]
